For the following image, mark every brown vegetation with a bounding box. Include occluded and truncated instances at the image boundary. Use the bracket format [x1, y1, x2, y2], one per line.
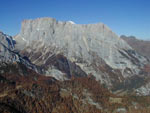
[0, 63, 150, 113]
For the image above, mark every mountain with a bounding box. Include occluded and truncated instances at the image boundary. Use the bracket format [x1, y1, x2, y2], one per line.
[121, 35, 150, 60]
[14, 18, 149, 94]
[0, 31, 39, 75]
[1, 17, 150, 112]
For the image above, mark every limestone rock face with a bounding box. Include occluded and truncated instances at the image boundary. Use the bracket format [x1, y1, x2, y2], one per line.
[15, 17, 148, 88]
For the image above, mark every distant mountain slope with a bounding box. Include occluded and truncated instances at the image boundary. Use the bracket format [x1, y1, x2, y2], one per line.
[121, 35, 150, 60]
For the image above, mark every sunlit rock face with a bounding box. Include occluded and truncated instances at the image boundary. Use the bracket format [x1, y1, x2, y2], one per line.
[15, 17, 148, 87]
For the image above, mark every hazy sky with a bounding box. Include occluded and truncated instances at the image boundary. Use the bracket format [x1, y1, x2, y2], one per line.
[0, 0, 150, 40]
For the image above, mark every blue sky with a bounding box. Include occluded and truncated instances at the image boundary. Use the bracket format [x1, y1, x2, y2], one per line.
[0, 0, 150, 40]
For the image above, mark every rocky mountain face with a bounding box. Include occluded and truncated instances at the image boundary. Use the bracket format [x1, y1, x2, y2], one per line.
[14, 18, 149, 93]
[0, 31, 39, 75]
[121, 35, 150, 60]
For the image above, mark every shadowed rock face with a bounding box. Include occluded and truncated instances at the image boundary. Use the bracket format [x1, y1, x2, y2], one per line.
[14, 17, 148, 88]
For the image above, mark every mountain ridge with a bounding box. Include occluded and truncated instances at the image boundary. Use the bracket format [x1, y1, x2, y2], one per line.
[121, 35, 150, 60]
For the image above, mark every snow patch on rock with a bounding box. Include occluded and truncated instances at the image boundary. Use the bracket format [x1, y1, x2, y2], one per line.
[68, 21, 76, 24]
